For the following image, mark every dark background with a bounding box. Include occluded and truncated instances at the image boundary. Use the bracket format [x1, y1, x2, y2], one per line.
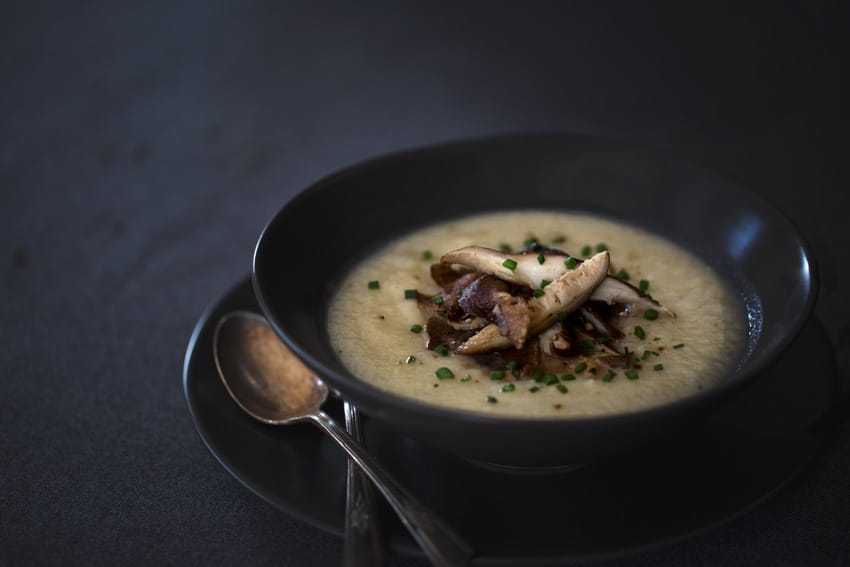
[2, 2, 848, 565]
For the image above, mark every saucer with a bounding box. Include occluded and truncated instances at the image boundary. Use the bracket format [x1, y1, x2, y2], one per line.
[183, 276, 839, 564]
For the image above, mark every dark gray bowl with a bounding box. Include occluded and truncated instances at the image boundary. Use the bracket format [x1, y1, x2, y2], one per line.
[253, 132, 817, 468]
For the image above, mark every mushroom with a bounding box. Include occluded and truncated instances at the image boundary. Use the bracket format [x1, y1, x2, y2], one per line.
[441, 246, 674, 317]
[458, 275, 530, 349]
[455, 251, 610, 354]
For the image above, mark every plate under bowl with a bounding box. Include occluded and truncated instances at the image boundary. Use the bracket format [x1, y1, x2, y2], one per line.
[252, 132, 817, 467]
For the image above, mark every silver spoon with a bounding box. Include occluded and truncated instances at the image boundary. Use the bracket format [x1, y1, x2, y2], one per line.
[343, 399, 384, 566]
[213, 311, 474, 567]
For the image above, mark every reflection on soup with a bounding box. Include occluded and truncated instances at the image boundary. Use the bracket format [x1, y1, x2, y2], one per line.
[327, 211, 745, 417]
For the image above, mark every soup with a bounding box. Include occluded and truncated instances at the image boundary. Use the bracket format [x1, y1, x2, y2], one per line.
[327, 211, 745, 417]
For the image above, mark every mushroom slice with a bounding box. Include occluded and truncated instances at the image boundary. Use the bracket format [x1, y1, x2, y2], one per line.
[456, 251, 610, 354]
[441, 246, 570, 290]
[590, 277, 675, 317]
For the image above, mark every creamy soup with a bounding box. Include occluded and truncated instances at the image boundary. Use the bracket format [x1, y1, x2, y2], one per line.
[327, 211, 745, 418]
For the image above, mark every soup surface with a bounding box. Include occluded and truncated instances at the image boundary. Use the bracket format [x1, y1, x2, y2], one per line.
[327, 211, 744, 417]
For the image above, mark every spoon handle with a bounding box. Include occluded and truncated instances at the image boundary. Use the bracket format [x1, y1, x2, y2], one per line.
[310, 411, 474, 567]
[343, 402, 384, 566]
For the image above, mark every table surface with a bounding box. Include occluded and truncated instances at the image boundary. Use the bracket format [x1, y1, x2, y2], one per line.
[2, 2, 849, 566]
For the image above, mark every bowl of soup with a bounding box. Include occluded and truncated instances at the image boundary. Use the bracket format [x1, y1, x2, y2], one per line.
[252, 132, 817, 467]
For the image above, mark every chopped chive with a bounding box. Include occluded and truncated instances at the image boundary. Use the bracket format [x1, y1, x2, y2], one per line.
[537, 253, 546, 265]
[625, 369, 639, 380]
[574, 362, 588, 374]
[581, 245, 592, 257]
[367, 280, 380, 290]
[595, 336, 611, 344]
[434, 345, 450, 357]
[435, 367, 454, 379]
[490, 370, 505, 380]
[634, 326, 646, 340]
[405, 355, 416, 364]
[552, 236, 566, 244]
[502, 258, 518, 270]
[673, 343, 685, 349]
[602, 370, 617, 382]
[614, 269, 629, 281]
[533, 288, 545, 297]
[499, 243, 513, 252]
[422, 250, 433, 260]
[404, 289, 418, 300]
[461, 374, 472, 382]
[500, 383, 516, 393]
[505, 361, 518, 371]
[410, 324, 423, 334]
[639, 279, 650, 292]
[557, 311, 569, 322]
[540, 279, 552, 288]
[431, 294, 444, 305]
[641, 349, 657, 360]
[532, 369, 545, 382]
[529, 386, 541, 393]
[595, 242, 608, 252]
[524, 237, 539, 248]
[564, 256, 578, 270]
[486, 395, 498, 404]
[644, 309, 659, 320]
[556, 384, 568, 394]
[543, 374, 559, 385]
[630, 356, 641, 367]
[653, 363, 664, 371]
[561, 374, 576, 381]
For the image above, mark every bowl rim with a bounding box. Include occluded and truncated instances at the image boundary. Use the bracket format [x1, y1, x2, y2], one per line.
[252, 130, 820, 428]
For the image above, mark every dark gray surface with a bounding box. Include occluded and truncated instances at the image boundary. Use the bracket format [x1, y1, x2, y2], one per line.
[2, 2, 848, 566]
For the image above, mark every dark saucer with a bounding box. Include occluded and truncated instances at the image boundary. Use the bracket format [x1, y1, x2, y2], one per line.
[183, 276, 840, 565]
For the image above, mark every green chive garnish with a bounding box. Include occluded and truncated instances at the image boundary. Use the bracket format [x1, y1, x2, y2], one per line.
[502, 258, 518, 270]
[533, 288, 545, 297]
[615, 269, 629, 281]
[435, 367, 454, 379]
[461, 374, 472, 382]
[422, 250, 433, 260]
[529, 386, 540, 393]
[556, 384, 568, 394]
[595, 242, 608, 252]
[410, 324, 423, 334]
[540, 279, 552, 289]
[574, 362, 587, 373]
[434, 345, 450, 356]
[367, 280, 380, 290]
[625, 369, 639, 380]
[500, 383, 516, 393]
[537, 253, 546, 265]
[532, 369, 544, 382]
[543, 374, 559, 385]
[524, 237, 539, 248]
[486, 395, 498, 404]
[641, 350, 657, 360]
[564, 256, 578, 269]
[602, 370, 616, 382]
[404, 289, 418, 299]
[499, 243, 513, 252]
[490, 370, 505, 380]
[557, 311, 569, 322]
[673, 343, 685, 349]
[505, 361, 518, 371]
[634, 326, 646, 340]
[561, 374, 576, 381]
[431, 294, 444, 304]
[644, 309, 659, 320]
[653, 363, 664, 371]
[639, 279, 650, 292]
[405, 355, 416, 364]
[581, 245, 592, 257]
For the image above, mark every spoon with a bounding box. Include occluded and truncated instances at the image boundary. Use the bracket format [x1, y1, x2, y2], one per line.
[343, 399, 384, 566]
[213, 311, 474, 567]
